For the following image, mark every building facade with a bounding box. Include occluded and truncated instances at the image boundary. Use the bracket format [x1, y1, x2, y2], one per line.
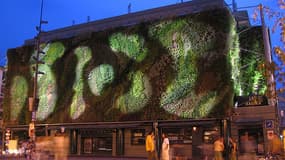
[3, 0, 278, 159]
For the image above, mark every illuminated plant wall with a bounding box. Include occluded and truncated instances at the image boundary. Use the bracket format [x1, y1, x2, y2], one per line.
[237, 26, 266, 96]
[4, 9, 238, 124]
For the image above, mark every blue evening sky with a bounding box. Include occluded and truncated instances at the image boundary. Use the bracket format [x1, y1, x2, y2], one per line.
[0, 0, 282, 67]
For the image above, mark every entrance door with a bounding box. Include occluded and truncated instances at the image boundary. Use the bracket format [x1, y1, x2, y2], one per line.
[238, 128, 264, 155]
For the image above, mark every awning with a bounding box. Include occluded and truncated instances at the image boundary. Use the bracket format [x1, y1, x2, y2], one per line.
[158, 119, 221, 127]
[5, 119, 223, 130]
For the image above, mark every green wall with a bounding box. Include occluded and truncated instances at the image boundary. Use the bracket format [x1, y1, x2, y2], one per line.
[4, 9, 242, 124]
[237, 26, 266, 96]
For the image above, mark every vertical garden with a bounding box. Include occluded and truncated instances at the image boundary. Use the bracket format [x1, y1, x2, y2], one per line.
[3, 8, 264, 124]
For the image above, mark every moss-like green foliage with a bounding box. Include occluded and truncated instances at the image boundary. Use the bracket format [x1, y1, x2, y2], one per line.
[110, 33, 147, 62]
[36, 65, 57, 120]
[10, 76, 28, 121]
[148, 12, 234, 117]
[42, 42, 66, 65]
[33, 42, 65, 121]
[70, 46, 92, 119]
[3, 46, 33, 124]
[149, 19, 211, 106]
[116, 71, 151, 113]
[238, 27, 266, 95]
[228, 30, 241, 95]
[4, 9, 249, 123]
[191, 92, 217, 118]
[149, 19, 216, 54]
[88, 64, 114, 96]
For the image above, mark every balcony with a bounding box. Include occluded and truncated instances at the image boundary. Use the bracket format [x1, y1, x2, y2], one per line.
[232, 95, 277, 125]
[232, 105, 276, 121]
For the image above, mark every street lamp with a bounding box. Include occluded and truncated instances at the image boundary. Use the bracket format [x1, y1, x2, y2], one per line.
[28, 0, 47, 143]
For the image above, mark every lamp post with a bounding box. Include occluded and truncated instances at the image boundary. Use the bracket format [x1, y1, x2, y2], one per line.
[28, 0, 47, 155]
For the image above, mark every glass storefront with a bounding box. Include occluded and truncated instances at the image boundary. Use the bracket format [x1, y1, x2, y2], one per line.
[80, 129, 112, 155]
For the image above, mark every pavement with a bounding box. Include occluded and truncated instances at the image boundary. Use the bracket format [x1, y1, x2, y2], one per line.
[0, 155, 148, 160]
[68, 156, 147, 160]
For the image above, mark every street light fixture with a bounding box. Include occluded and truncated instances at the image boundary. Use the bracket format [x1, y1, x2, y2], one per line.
[28, 0, 47, 147]
[29, 0, 48, 141]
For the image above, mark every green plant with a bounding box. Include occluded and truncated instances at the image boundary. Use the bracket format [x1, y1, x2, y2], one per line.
[10, 76, 28, 121]
[110, 33, 147, 62]
[116, 71, 151, 113]
[88, 64, 115, 96]
[70, 46, 92, 119]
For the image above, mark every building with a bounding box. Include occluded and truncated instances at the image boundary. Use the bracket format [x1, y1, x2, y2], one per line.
[229, 3, 279, 160]
[3, 0, 277, 159]
[277, 92, 285, 151]
[0, 66, 5, 120]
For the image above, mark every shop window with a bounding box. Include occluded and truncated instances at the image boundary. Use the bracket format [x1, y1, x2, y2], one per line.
[81, 129, 112, 155]
[162, 128, 192, 144]
[131, 129, 145, 145]
[93, 137, 112, 153]
[82, 137, 112, 154]
[203, 129, 219, 144]
[83, 138, 92, 153]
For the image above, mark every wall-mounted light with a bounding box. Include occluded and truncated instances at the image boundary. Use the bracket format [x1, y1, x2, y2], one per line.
[193, 126, 197, 131]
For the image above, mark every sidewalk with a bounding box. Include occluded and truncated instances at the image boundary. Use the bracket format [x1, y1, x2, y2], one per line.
[0, 155, 148, 160]
[68, 156, 147, 160]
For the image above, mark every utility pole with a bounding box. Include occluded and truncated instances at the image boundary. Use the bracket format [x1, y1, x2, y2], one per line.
[232, 0, 237, 12]
[28, 0, 47, 158]
[128, 3, 131, 14]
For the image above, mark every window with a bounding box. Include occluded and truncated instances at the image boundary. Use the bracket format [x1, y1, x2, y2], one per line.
[83, 138, 92, 153]
[93, 137, 112, 153]
[162, 128, 192, 144]
[203, 129, 219, 144]
[131, 129, 145, 145]
[80, 129, 113, 155]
